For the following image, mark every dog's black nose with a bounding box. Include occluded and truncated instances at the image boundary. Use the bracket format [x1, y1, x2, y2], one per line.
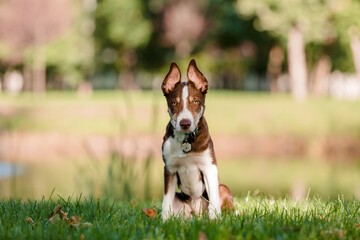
[180, 119, 191, 129]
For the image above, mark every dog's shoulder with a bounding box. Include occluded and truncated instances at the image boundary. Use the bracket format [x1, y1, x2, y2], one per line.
[163, 122, 174, 142]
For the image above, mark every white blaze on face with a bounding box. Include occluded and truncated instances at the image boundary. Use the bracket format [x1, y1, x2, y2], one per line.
[176, 86, 195, 132]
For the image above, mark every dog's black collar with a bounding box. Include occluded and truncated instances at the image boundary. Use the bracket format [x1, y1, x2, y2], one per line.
[184, 127, 199, 142]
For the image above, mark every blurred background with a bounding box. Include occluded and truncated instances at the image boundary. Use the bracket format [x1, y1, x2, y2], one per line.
[0, 0, 360, 201]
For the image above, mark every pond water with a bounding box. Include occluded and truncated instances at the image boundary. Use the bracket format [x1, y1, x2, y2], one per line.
[0, 161, 25, 180]
[0, 158, 359, 200]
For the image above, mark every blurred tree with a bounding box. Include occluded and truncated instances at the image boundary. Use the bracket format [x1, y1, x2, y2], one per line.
[333, 0, 360, 79]
[237, 0, 336, 100]
[267, 45, 284, 92]
[0, 0, 72, 93]
[95, 0, 152, 89]
[93, 0, 276, 90]
[201, 0, 272, 89]
[45, 0, 95, 89]
[180, 0, 276, 90]
[161, 0, 205, 57]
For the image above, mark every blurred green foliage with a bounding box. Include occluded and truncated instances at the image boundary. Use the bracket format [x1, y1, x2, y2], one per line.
[237, 0, 334, 43]
[44, 1, 95, 86]
[236, 0, 360, 73]
[0, 0, 359, 89]
[95, 0, 152, 71]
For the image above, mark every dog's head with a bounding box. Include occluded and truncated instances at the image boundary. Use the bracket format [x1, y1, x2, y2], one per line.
[161, 59, 209, 133]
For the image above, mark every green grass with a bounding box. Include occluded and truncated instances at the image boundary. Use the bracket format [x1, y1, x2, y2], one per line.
[1, 196, 360, 239]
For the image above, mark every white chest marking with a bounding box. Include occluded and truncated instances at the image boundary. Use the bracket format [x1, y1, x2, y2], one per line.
[163, 136, 213, 198]
[177, 165, 205, 198]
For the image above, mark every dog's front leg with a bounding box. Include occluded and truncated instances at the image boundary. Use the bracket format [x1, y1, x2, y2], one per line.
[202, 164, 221, 219]
[161, 166, 177, 220]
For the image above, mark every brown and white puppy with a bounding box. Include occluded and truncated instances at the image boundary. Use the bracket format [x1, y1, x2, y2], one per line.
[161, 59, 234, 220]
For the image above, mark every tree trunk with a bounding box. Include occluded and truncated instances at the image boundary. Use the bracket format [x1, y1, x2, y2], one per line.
[267, 45, 284, 92]
[287, 25, 307, 100]
[350, 32, 360, 80]
[310, 55, 331, 96]
[32, 47, 46, 93]
[117, 50, 139, 90]
[23, 62, 32, 91]
[118, 70, 139, 90]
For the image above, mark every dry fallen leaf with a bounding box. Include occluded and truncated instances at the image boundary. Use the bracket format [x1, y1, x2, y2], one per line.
[49, 215, 60, 224]
[53, 204, 62, 212]
[26, 217, 35, 226]
[70, 216, 81, 228]
[49, 204, 62, 218]
[61, 212, 69, 222]
[199, 232, 207, 240]
[143, 206, 157, 219]
[356, 223, 360, 229]
[80, 234, 85, 240]
[47, 204, 92, 228]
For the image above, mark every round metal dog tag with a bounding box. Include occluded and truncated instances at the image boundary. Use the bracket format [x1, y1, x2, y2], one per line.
[182, 142, 191, 152]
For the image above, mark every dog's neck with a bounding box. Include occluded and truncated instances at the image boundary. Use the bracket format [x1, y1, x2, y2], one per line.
[173, 127, 200, 143]
[168, 116, 211, 153]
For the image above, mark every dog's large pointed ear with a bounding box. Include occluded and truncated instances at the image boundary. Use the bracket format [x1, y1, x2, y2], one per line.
[161, 62, 181, 95]
[187, 59, 208, 94]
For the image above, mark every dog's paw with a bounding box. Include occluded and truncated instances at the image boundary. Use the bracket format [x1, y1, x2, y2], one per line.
[208, 206, 221, 220]
[161, 214, 169, 221]
[161, 209, 171, 221]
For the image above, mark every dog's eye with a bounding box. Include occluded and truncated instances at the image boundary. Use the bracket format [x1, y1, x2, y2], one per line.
[193, 99, 200, 104]
[170, 101, 177, 106]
